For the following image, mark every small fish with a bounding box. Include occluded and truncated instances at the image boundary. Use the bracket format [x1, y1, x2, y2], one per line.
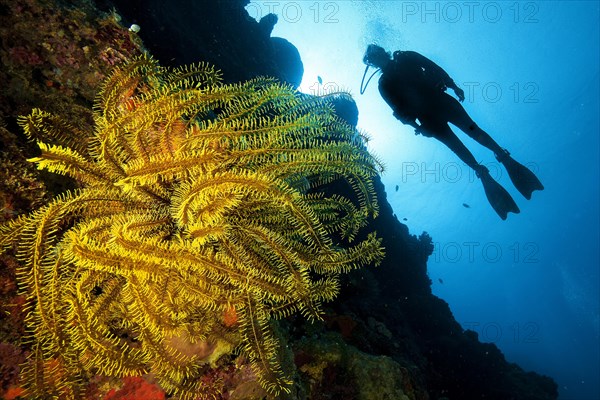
[462, 203, 471, 208]
[438, 278, 444, 284]
[403, 217, 407, 221]
[395, 185, 399, 192]
[317, 76, 323, 85]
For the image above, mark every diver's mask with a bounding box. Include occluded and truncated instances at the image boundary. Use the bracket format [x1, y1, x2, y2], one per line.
[363, 44, 389, 68]
[361, 44, 388, 94]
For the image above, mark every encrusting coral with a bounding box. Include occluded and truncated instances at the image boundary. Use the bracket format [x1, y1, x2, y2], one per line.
[0, 55, 384, 398]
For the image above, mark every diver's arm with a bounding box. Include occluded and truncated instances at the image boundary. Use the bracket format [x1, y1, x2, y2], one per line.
[403, 51, 455, 87]
[393, 111, 418, 127]
[393, 111, 421, 134]
[404, 51, 465, 101]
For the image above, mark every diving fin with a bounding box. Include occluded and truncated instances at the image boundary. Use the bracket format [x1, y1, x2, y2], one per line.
[496, 150, 544, 200]
[478, 168, 520, 220]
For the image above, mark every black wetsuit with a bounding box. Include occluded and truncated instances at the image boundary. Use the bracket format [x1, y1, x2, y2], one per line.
[377, 51, 502, 169]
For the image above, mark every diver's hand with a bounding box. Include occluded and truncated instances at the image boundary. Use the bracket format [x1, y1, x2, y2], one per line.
[410, 120, 422, 135]
[454, 87, 465, 102]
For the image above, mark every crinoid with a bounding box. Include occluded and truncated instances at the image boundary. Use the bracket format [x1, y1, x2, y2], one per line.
[0, 55, 384, 398]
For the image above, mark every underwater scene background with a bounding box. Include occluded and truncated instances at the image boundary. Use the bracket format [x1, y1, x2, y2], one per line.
[0, 0, 597, 399]
[264, 2, 598, 399]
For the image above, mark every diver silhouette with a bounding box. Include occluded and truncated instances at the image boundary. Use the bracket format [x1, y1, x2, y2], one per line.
[362, 44, 544, 219]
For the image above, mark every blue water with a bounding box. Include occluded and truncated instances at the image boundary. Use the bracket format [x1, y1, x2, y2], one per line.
[247, 1, 600, 399]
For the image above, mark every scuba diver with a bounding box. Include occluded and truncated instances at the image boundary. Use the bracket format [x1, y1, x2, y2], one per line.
[361, 44, 544, 220]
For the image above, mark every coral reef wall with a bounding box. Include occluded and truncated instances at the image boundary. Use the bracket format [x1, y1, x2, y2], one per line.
[96, 0, 303, 87]
[0, 0, 558, 399]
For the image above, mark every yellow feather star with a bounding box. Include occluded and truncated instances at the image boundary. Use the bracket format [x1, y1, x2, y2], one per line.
[0, 55, 384, 398]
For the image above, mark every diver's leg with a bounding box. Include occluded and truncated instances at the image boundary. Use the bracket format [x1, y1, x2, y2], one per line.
[425, 123, 481, 170]
[440, 94, 505, 155]
[437, 94, 544, 199]
[424, 123, 520, 219]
